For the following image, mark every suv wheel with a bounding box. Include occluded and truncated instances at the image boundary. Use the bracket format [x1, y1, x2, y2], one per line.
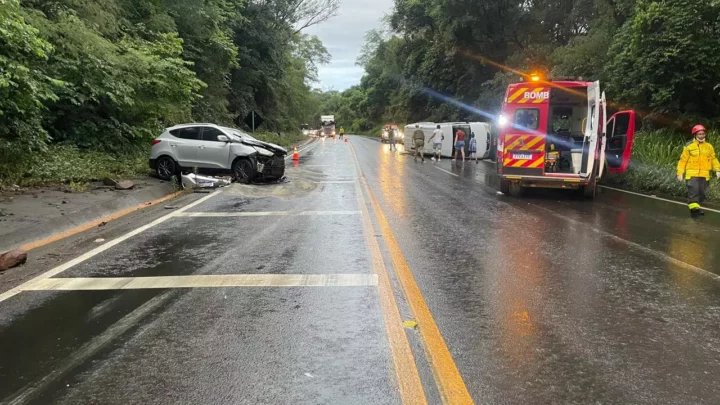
[232, 158, 257, 183]
[156, 156, 177, 180]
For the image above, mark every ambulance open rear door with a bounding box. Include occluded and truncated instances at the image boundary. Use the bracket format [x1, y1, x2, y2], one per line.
[581, 81, 601, 178]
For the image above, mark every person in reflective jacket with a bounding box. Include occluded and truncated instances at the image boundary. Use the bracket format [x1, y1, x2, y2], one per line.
[676, 125, 720, 217]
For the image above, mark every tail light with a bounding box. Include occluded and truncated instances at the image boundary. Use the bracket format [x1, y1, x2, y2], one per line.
[151, 140, 161, 146]
[497, 136, 504, 163]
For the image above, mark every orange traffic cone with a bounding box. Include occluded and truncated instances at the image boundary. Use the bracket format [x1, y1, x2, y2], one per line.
[344, 137, 348, 143]
[292, 146, 299, 161]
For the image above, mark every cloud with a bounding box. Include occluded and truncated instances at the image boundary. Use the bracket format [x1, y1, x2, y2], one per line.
[305, 0, 392, 91]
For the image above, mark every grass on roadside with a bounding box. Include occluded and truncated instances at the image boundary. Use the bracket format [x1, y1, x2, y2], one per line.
[1, 144, 150, 188]
[1, 131, 311, 189]
[603, 129, 720, 202]
[252, 131, 308, 149]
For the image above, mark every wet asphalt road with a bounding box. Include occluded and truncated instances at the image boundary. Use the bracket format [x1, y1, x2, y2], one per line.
[2, 135, 720, 404]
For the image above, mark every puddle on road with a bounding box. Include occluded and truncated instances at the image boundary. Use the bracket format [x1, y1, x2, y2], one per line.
[226, 166, 341, 199]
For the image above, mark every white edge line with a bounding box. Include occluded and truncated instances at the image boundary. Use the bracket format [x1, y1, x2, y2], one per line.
[599, 185, 720, 214]
[435, 167, 460, 177]
[175, 211, 360, 217]
[25, 274, 379, 290]
[0, 190, 223, 304]
[531, 203, 720, 282]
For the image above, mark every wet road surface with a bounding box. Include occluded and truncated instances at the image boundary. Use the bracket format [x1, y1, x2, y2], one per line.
[2, 136, 720, 404]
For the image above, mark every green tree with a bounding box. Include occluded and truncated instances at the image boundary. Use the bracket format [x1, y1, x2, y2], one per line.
[0, 0, 58, 172]
[605, 0, 720, 124]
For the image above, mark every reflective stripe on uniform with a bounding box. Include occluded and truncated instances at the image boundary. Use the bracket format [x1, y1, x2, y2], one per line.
[688, 202, 701, 210]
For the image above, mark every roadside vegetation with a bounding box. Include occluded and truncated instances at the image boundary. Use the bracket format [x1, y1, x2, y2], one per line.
[0, 0, 336, 187]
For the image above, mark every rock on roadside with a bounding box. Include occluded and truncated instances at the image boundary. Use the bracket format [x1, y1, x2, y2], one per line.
[0, 249, 28, 271]
[115, 180, 135, 190]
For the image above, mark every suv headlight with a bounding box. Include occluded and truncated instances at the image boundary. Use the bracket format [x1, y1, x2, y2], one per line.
[254, 147, 274, 157]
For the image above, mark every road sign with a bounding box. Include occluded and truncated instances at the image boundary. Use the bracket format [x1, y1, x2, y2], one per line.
[241, 111, 264, 132]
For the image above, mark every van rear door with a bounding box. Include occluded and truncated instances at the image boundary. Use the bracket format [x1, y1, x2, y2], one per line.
[501, 107, 546, 175]
[471, 123, 490, 158]
[604, 110, 636, 173]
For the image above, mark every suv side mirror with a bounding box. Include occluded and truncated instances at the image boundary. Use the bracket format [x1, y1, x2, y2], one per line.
[217, 135, 230, 142]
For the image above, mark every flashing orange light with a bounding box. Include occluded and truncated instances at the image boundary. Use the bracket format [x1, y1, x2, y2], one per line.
[530, 74, 540, 82]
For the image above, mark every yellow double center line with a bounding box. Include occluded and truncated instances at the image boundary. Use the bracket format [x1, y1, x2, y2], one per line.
[349, 142, 474, 405]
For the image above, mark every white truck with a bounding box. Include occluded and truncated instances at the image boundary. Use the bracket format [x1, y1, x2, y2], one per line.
[321, 115, 336, 137]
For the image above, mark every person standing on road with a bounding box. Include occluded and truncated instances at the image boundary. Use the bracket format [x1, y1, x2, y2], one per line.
[429, 125, 443, 162]
[677, 124, 720, 217]
[413, 125, 425, 162]
[339, 127, 345, 139]
[469, 133, 478, 163]
[388, 126, 398, 152]
[453, 128, 466, 162]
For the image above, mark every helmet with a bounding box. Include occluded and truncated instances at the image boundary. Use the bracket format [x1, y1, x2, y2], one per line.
[692, 125, 706, 135]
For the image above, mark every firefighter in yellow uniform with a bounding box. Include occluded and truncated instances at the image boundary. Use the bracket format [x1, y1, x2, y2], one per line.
[339, 127, 345, 139]
[676, 125, 720, 217]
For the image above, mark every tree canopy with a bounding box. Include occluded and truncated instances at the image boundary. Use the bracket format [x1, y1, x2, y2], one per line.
[4, 0, 719, 176]
[1, 0, 335, 177]
[321, 0, 720, 133]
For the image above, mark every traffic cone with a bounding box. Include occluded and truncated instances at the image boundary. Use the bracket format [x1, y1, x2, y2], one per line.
[344, 137, 348, 143]
[292, 146, 299, 161]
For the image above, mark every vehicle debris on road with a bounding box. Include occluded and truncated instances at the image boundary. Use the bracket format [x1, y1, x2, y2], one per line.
[181, 173, 231, 191]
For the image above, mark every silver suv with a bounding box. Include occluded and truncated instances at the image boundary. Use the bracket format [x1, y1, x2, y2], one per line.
[149, 124, 287, 183]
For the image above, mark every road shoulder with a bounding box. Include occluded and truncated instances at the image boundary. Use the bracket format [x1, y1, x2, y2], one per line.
[0, 177, 179, 253]
[0, 191, 206, 296]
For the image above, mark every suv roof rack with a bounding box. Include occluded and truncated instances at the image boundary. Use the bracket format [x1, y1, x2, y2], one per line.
[168, 122, 217, 128]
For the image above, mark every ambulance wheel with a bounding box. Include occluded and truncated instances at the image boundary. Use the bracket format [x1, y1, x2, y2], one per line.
[500, 180, 510, 195]
[508, 183, 524, 198]
[582, 182, 597, 199]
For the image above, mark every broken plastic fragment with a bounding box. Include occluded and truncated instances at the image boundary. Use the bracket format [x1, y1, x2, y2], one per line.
[403, 320, 418, 328]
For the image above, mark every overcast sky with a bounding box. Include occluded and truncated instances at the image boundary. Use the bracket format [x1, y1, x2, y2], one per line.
[305, 0, 393, 91]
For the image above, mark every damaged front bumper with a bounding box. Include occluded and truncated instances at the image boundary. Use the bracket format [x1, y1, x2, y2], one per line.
[255, 154, 286, 180]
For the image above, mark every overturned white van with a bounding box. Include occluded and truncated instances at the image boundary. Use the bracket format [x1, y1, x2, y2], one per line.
[404, 122, 491, 158]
